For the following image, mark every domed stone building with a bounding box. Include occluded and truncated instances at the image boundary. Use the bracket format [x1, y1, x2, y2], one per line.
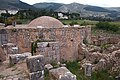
[0, 16, 91, 62]
[28, 16, 64, 28]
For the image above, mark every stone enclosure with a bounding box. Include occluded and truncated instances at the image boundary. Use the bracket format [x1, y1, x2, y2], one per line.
[0, 16, 91, 62]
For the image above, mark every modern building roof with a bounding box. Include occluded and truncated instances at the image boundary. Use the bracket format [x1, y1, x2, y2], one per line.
[28, 16, 64, 28]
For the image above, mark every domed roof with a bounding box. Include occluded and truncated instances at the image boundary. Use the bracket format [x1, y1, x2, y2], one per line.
[28, 16, 64, 28]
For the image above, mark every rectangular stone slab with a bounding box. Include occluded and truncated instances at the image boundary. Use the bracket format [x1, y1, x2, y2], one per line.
[26, 55, 44, 73]
[29, 71, 44, 80]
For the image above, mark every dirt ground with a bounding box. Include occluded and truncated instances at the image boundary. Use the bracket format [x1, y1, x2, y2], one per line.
[0, 58, 29, 80]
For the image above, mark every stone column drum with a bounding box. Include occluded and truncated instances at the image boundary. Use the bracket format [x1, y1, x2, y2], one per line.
[85, 63, 92, 77]
[26, 55, 44, 80]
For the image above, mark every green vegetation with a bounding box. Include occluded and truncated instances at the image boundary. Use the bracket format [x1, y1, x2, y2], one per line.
[31, 40, 41, 55]
[69, 21, 78, 26]
[31, 39, 55, 55]
[0, 9, 58, 25]
[61, 19, 98, 25]
[0, 75, 4, 79]
[100, 44, 111, 50]
[44, 61, 116, 80]
[61, 20, 120, 34]
[44, 69, 50, 80]
[64, 61, 115, 80]
[96, 22, 120, 33]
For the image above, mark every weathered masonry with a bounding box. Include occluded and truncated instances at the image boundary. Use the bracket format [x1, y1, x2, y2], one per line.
[0, 16, 91, 62]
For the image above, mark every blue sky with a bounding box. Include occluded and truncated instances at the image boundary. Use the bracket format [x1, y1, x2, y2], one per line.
[21, 0, 119, 7]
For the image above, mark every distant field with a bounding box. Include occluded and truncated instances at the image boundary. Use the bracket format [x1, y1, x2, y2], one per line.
[17, 19, 31, 24]
[60, 19, 98, 25]
[60, 19, 120, 27]
[60, 19, 120, 34]
[109, 21, 120, 26]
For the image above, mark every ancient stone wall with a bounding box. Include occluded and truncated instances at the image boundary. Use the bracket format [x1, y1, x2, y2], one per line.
[37, 42, 60, 63]
[0, 29, 8, 45]
[0, 25, 91, 61]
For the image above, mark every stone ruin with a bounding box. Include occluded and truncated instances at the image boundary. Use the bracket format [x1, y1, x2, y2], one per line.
[91, 36, 120, 46]
[45, 64, 53, 70]
[49, 67, 77, 80]
[0, 47, 6, 63]
[85, 63, 92, 77]
[9, 52, 31, 65]
[26, 55, 44, 80]
[36, 41, 60, 63]
[0, 16, 91, 62]
[25, 54, 77, 80]
[0, 29, 8, 45]
[0, 16, 120, 80]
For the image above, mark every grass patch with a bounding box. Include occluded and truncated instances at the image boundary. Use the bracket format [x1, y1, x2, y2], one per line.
[44, 69, 50, 80]
[44, 61, 116, 80]
[100, 44, 111, 50]
[60, 19, 98, 25]
[0, 75, 4, 79]
[65, 61, 115, 80]
[8, 63, 15, 68]
[16, 19, 31, 24]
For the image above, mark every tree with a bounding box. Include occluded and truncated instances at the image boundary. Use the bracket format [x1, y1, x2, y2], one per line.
[96, 22, 119, 32]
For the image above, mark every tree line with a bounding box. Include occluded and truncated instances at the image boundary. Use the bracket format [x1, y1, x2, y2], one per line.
[96, 22, 120, 33]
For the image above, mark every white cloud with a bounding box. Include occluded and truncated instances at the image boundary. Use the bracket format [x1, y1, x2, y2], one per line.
[21, 0, 120, 7]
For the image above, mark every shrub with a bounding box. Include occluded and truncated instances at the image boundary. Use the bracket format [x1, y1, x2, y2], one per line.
[70, 21, 78, 26]
[96, 22, 119, 32]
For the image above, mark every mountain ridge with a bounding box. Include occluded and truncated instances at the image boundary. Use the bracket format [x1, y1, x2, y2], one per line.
[33, 2, 110, 12]
[33, 2, 113, 18]
[0, 0, 35, 10]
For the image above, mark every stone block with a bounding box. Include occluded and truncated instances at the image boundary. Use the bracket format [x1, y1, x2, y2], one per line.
[59, 74, 76, 80]
[11, 47, 19, 54]
[49, 67, 76, 80]
[85, 63, 92, 76]
[29, 71, 44, 80]
[26, 55, 44, 73]
[9, 52, 31, 65]
[114, 50, 120, 58]
[96, 59, 106, 70]
[86, 52, 102, 63]
[45, 64, 53, 70]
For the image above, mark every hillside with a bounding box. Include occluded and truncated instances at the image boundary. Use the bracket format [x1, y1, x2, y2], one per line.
[33, 2, 64, 10]
[33, 2, 111, 18]
[106, 7, 120, 12]
[0, 0, 35, 10]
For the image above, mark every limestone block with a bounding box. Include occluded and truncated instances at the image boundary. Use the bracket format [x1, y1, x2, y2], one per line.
[37, 42, 60, 63]
[29, 71, 44, 80]
[45, 64, 53, 70]
[11, 47, 19, 54]
[95, 59, 106, 70]
[86, 52, 102, 63]
[59, 73, 77, 80]
[9, 52, 31, 65]
[114, 50, 120, 58]
[85, 63, 92, 76]
[78, 43, 88, 60]
[89, 46, 101, 52]
[6, 46, 19, 54]
[26, 55, 44, 73]
[49, 67, 76, 80]
[60, 64, 66, 67]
